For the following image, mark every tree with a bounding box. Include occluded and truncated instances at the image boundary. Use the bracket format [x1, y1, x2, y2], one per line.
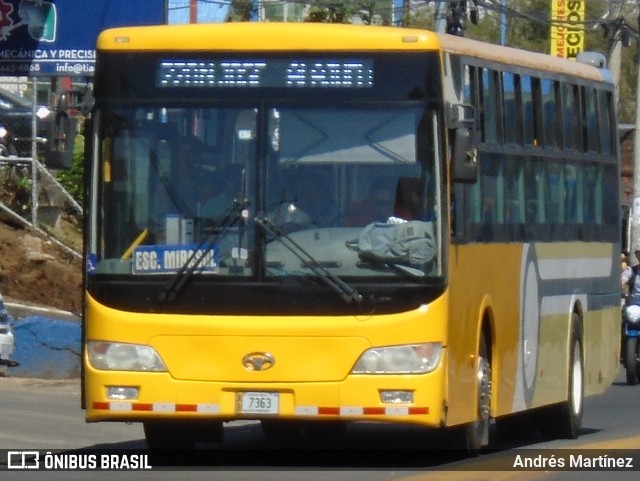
[228, 0, 256, 21]
[305, 1, 352, 23]
[304, 0, 384, 24]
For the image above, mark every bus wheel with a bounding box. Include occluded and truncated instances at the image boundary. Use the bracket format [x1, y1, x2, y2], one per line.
[625, 337, 639, 385]
[143, 420, 223, 449]
[463, 333, 492, 453]
[537, 314, 583, 439]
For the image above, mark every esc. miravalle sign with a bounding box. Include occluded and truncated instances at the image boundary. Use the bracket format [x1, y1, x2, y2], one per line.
[0, 0, 164, 76]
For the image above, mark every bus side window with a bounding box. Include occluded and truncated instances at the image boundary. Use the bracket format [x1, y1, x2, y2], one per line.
[541, 79, 559, 148]
[502, 71, 518, 145]
[603, 164, 618, 229]
[564, 162, 579, 223]
[504, 159, 524, 225]
[470, 154, 502, 241]
[546, 161, 564, 224]
[562, 83, 581, 150]
[583, 87, 599, 153]
[480, 68, 499, 144]
[598, 90, 613, 156]
[521, 75, 538, 146]
[583, 163, 602, 224]
[524, 158, 545, 225]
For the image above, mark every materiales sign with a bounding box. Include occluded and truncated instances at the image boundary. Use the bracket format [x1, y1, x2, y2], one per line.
[550, 0, 585, 60]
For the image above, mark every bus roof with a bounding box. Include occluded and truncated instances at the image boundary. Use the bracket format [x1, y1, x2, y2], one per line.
[97, 22, 440, 52]
[436, 33, 609, 83]
[97, 22, 608, 83]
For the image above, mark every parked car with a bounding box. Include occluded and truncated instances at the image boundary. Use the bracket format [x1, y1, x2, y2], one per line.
[0, 294, 17, 374]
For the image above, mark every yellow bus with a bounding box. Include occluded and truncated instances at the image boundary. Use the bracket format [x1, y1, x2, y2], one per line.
[83, 22, 621, 451]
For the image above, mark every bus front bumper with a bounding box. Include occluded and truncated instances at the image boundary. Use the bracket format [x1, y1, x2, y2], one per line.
[84, 362, 447, 428]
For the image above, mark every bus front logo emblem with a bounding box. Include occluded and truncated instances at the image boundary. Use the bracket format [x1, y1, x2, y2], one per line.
[242, 352, 275, 371]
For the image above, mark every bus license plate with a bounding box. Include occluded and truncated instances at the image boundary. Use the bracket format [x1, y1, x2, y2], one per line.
[238, 392, 279, 414]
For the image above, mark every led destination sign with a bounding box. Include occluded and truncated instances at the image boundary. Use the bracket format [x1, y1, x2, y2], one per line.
[158, 59, 374, 88]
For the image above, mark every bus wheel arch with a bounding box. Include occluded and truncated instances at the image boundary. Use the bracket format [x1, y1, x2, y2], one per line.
[536, 309, 584, 439]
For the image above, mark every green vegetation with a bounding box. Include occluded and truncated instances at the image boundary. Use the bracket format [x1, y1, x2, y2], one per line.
[56, 132, 84, 205]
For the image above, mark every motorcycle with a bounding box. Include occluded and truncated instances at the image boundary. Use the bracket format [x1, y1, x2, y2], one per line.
[622, 304, 640, 385]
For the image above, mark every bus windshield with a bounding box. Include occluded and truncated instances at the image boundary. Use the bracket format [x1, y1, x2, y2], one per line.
[94, 100, 443, 282]
[94, 101, 443, 282]
[88, 48, 447, 293]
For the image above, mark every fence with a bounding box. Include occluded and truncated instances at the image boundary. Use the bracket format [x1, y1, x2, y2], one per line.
[0, 77, 81, 259]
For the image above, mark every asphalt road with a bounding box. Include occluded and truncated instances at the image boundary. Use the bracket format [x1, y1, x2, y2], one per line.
[1, 369, 639, 481]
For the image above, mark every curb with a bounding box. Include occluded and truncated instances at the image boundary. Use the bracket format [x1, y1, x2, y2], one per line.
[4, 297, 81, 323]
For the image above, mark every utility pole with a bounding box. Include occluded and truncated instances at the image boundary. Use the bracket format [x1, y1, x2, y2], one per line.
[631, 42, 640, 263]
[189, 0, 197, 23]
[434, 0, 447, 33]
[599, 2, 631, 254]
[610, 38, 623, 102]
[628, 1, 640, 263]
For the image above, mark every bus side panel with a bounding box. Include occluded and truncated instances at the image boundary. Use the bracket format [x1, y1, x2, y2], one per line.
[446, 243, 523, 425]
[583, 300, 620, 396]
[533, 242, 620, 404]
[446, 241, 619, 426]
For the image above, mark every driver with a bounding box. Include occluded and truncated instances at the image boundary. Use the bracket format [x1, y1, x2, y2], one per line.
[269, 172, 339, 228]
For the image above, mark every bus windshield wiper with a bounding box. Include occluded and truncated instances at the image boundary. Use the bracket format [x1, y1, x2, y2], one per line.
[256, 214, 362, 304]
[159, 199, 249, 303]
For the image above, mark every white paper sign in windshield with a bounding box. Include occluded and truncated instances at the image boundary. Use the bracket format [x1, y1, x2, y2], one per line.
[132, 244, 219, 275]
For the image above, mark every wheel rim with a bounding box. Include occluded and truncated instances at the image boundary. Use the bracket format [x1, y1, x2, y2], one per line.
[477, 355, 492, 421]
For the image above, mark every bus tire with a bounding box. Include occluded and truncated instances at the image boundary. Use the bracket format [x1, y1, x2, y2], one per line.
[143, 419, 223, 449]
[458, 332, 491, 453]
[625, 337, 639, 385]
[537, 313, 583, 440]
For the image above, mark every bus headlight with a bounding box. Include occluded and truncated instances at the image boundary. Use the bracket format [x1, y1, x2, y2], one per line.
[352, 343, 442, 374]
[87, 341, 167, 372]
